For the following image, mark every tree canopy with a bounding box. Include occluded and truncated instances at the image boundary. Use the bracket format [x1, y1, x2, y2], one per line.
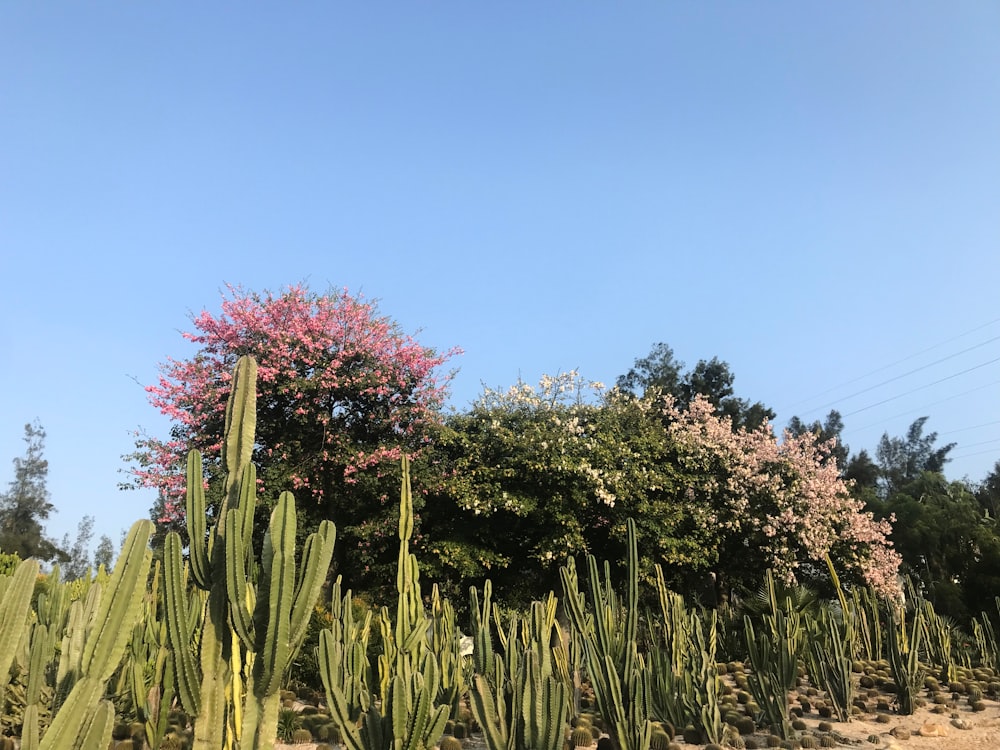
[128, 284, 461, 576]
[0, 421, 64, 562]
[420, 372, 901, 606]
[617, 342, 775, 429]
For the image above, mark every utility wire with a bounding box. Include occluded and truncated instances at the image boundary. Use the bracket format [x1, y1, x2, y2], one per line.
[840, 356, 1000, 418]
[842, 380, 1000, 437]
[780, 317, 1000, 412]
[793, 334, 1000, 418]
[941, 420, 1000, 436]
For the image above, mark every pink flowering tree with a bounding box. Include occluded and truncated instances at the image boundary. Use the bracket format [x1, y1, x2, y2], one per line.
[127, 284, 460, 581]
[660, 394, 902, 601]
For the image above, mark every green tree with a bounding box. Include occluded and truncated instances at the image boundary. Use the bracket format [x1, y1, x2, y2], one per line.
[0, 421, 64, 562]
[975, 459, 1000, 519]
[421, 373, 899, 607]
[126, 284, 460, 585]
[60, 515, 95, 580]
[618, 343, 774, 429]
[876, 417, 956, 498]
[93, 533, 116, 571]
[880, 471, 1000, 620]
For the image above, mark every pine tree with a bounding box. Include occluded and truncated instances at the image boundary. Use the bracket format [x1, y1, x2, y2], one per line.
[0, 421, 64, 561]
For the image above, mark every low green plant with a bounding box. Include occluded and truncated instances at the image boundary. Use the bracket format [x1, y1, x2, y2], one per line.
[276, 709, 301, 743]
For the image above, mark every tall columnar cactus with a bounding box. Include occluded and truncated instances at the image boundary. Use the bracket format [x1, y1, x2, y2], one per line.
[805, 607, 854, 723]
[321, 456, 450, 750]
[560, 518, 653, 750]
[319, 577, 374, 724]
[0, 557, 40, 710]
[743, 572, 802, 740]
[429, 584, 470, 718]
[886, 606, 924, 715]
[973, 608, 998, 672]
[919, 600, 954, 682]
[162, 355, 337, 750]
[800, 559, 857, 724]
[469, 595, 570, 750]
[38, 518, 154, 750]
[648, 573, 722, 743]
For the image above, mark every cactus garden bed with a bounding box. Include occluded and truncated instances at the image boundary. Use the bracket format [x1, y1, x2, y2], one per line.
[265, 660, 1000, 750]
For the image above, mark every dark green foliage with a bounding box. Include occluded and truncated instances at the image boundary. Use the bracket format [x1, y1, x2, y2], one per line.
[0, 422, 65, 562]
[876, 417, 955, 497]
[617, 343, 774, 429]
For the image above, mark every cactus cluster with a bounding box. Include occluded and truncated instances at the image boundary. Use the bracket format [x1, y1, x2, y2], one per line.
[7, 353, 1000, 750]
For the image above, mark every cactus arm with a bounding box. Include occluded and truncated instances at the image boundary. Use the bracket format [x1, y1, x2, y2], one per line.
[288, 520, 336, 658]
[469, 674, 508, 750]
[221, 355, 257, 514]
[326, 681, 367, 750]
[225, 508, 255, 649]
[78, 700, 115, 750]
[21, 704, 39, 750]
[254, 491, 296, 698]
[164, 532, 202, 715]
[0, 558, 40, 684]
[186, 450, 211, 590]
[80, 519, 153, 682]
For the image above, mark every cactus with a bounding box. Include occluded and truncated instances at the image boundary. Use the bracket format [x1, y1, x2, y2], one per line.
[321, 456, 450, 750]
[886, 606, 924, 715]
[743, 572, 803, 740]
[805, 606, 854, 723]
[158, 356, 338, 749]
[0, 557, 40, 705]
[469, 630, 570, 750]
[560, 519, 653, 750]
[38, 519, 154, 750]
[648, 579, 723, 744]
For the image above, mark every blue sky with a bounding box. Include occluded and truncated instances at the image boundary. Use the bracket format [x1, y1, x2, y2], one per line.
[2, 3, 998, 551]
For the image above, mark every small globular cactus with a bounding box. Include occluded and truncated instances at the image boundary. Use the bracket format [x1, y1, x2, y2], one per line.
[572, 727, 595, 748]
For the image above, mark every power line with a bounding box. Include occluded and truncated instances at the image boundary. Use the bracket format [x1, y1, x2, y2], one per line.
[780, 316, 1000, 415]
[941, 419, 1000, 436]
[842, 379, 1000, 437]
[840, 355, 1000, 418]
[794, 334, 1000, 418]
[950, 437, 1000, 453]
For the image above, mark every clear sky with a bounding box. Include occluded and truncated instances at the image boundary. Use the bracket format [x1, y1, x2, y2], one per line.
[2, 4, 998, 552]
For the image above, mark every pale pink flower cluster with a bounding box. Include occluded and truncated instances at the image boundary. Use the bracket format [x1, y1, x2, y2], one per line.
[662, 395, 902, 599]
[132, 284, 460, 523]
